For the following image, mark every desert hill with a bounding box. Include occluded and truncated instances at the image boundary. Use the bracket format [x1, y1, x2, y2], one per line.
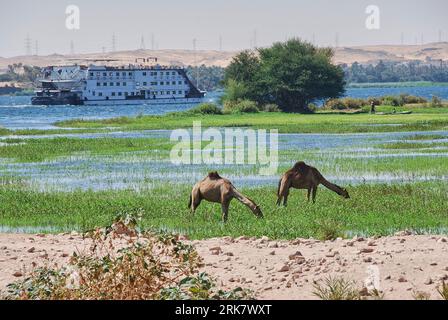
[2, 42, 448, 71]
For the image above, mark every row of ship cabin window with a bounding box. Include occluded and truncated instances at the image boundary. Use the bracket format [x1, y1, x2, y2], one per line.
[89, 71, 179, 77]
[95, 81, 187, 87]
[91, 91, 186, 96]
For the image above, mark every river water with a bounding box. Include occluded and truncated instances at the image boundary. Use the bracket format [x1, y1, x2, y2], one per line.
[1, 85, 448, 130]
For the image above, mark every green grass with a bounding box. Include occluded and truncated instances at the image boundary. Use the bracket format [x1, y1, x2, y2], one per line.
[375, 141, 448, 150]
[405, 134, 446, 140]
[361, 105, 448, 114]
[54, 109, 448, 134]
[0, 137, 174, 162]
[0, 126, 10, 136]
[0, 182, 446, 239]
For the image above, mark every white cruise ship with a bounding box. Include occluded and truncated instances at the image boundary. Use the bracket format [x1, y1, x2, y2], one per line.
[32, 61, 205, 106]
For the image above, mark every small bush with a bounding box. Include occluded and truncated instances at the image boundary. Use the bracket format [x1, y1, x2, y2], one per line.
[413, 291, 431, 300]
[324, 99, 348, 110]
[438, 281, 448, 300]
[430, 95, 443, 108]
[159, 272, 251, 300]
[313, 218, 345, 241]
[367, 97, 382, 106]
[382, 95, 404, 107]
[220, 79, 248, 104]
[323, 94, 429, 110]
[189, 103, 223, 115]
[324, 98, 367, 110]
[0, 73, 14, 82]
[307, 103, 318, 113]
[261, 103, 281, 112]
[313, 277, 360, 300]
[223, 99, 259, 113]
[345, 98, 367, 109]
[399, 94, 427, 104]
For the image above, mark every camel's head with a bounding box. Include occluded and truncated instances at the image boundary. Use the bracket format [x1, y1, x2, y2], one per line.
[341, 188, 350, 199]
[253, 205, 263, 218]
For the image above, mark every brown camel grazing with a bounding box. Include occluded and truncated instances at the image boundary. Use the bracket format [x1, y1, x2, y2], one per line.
[189, 171, 263, 222]
[276, 161, 349, 206]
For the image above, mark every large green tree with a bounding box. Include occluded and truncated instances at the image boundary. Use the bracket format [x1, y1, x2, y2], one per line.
[224, 39, 346, 112]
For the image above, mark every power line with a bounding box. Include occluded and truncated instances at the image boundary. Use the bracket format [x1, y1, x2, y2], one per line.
[151, 34, 155, 50]
[34, 40, 38, 56]
[111, 33, 117, 52]
[25, 33, 32, 56]
[140, 35, 146, 50]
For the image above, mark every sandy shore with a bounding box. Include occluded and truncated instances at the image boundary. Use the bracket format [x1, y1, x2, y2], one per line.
[1, 232, 447, 300]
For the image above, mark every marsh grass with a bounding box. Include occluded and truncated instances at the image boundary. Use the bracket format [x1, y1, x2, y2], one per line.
[0, 137, 174, 162]
[0, 182, 446, 239]
[0, 126, 11, 136]
[406, 134, 446, 141]
[54, 110, 448, 134]
[375, 142, 448, 150]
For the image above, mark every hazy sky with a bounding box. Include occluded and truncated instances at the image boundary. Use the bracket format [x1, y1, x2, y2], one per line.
[1, 0, 448, 57]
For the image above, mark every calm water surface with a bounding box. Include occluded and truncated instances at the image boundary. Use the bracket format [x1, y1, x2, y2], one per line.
[1, 85, 448, 130]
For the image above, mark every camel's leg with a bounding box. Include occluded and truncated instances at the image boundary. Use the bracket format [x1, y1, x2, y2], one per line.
[276, 179, 283, 206]
[276, 195, 283, 206]
[312, 186, 318, 203]
[307, 188, 311, 202]
[221, 198, 231, 222]
[283, 188, 290, 206]
[278, 178, 291, 207]
[192, 197, 202, 213]
[190, 187, 202, 213]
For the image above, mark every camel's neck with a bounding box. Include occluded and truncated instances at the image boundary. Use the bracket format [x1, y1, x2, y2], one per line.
[232, 188, 258, 212]
[320, 177, 345, 195]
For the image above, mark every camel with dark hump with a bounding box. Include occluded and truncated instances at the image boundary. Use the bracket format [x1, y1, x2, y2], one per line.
[277, 161, 350, 206]
[189, 172, 263, 222]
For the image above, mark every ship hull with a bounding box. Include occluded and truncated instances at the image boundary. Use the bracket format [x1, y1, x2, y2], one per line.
[31, 95, 84, 106]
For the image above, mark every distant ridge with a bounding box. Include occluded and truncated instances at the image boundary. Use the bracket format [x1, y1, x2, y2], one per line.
[2, 43, 448, 71]
[333, 42, 448, 65]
